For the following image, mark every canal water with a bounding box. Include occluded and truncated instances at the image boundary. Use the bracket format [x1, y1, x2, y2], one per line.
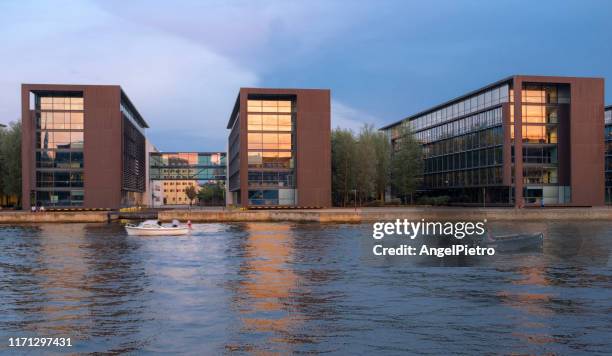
[1, 221, 611, 354]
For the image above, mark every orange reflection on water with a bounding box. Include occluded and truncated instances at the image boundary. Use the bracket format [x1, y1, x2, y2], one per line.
[33, 224, 92, 334]
[233, 223, 304, 351]
[498, 263, 556, 347]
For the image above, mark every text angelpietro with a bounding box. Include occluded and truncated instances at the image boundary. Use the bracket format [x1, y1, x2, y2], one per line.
[371, 219, 495, 258]
[373, 244, 495, 258]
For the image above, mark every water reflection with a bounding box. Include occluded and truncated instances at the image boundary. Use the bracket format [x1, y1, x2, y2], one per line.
[0, 223, 149, 354]
[227, 223, 303, 353]
[0, 221, 611, 354]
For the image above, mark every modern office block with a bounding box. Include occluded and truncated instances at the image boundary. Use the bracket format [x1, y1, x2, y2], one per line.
[227, 88, 331, 207]
[21, 84, 149, 209]
[606, 105, 612, 203]
[381, 75, 605, 207]
[149, 152, 226, 206]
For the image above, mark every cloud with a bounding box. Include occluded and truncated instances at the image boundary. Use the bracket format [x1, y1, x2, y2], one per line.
[0, 0, 258, 150]
[93, 0, 371, 66]
[331, 101, 380, 132]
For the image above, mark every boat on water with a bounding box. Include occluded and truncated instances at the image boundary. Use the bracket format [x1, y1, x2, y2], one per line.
[125, 220, 189, 236]
[481, 232, 543, 252]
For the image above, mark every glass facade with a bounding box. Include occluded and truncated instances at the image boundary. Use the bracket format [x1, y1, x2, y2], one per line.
[150, 152, 226, 205]
[421, 108, 504, 188]
[385, 83, 510, 204]
[34, 94, 85, 206]
[511, 83, 570, 204]
[390, 84, 509, 139]
[606, 107, 612, 203]
[382, 79, 582, 206]
[246, 99, 296, 206]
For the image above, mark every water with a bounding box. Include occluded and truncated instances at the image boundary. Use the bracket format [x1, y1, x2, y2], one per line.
[1, 221, 611, 354]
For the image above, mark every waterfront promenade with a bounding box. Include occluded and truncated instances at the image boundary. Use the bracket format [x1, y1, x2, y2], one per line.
[2, 207, 612, 223]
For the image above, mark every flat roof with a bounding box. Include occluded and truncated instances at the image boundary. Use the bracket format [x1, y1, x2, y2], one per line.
[23, 83, 149, 128]
[379, 75, 604, 130]
[379, 76, 514, 130]
[120, 89, 149, 128]
[227, 87, 329, 129]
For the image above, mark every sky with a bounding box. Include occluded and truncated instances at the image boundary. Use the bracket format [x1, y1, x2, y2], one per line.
[1, 0, 611, 151]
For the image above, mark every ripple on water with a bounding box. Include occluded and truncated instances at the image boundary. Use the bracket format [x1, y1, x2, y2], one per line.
[0, 221, 611, 354]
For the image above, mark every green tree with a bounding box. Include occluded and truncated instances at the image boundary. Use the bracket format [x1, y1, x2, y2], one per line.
[355, 125, 377, 204]
[197, 183, 224, 206]
[390, 127, 422, 204]
[185, 184, 198, 207]
[0, 122, 21, 207]
[331, 128, 357, 206]
[372, 130, 391, 202]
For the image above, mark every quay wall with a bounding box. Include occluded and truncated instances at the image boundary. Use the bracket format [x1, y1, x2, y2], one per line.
[159, 207, 612, 223]
[1, 207, 611, 224]
[0, 211, 108, 223]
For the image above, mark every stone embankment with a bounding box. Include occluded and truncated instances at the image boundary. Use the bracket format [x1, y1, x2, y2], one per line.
[1, 207, 611, 224]
[159, 207, 612, 223]
[0, 211, 109, 223]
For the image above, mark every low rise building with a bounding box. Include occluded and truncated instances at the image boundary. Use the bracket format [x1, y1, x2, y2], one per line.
[381, 75, 605, 207]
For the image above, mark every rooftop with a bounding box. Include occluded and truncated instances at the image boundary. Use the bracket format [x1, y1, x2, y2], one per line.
[23, 83, 149, 128]
[380, 75, 604, 131]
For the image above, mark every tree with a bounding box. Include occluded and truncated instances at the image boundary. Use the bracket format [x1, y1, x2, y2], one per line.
[372, 130, 391, 202]
[0, 122, 21, 207]
[185, 184, 198, 208]
[331, 128, 357, 206]
[390, 127, 423, 204]
[197, 183, 225, 206]
[355, 125, 377, 204]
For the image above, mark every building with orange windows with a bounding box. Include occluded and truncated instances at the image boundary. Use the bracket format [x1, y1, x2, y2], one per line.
[21, 84, 148, 209]
[381, 75, 605, 207]
[227, 88, 331, 208]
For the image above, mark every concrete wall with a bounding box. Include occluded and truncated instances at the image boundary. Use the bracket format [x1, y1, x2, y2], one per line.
[0, 211, 108, 223]
[159, 207, 612, 223]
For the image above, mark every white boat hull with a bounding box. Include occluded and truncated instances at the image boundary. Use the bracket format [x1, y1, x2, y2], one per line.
[125, 226, 189, 236]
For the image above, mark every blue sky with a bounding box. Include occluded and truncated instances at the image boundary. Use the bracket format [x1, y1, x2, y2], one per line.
[1, 0, 611, 151]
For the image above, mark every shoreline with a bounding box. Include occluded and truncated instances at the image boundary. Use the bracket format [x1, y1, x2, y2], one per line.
[1, 207, 612, 223]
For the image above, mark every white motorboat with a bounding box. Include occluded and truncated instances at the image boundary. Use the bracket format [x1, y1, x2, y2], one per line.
[125, 220, 189, 236]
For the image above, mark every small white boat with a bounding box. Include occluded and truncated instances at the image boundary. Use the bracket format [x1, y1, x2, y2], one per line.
[125, 220, 189, 236]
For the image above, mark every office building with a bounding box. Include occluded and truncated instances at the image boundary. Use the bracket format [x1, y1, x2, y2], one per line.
[606, 105, 612, 203]
[381, 75, 604, 207]
[227, 88, 331, 207]
[21, 84, 148, 209]
[149, 152, 226, 206]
